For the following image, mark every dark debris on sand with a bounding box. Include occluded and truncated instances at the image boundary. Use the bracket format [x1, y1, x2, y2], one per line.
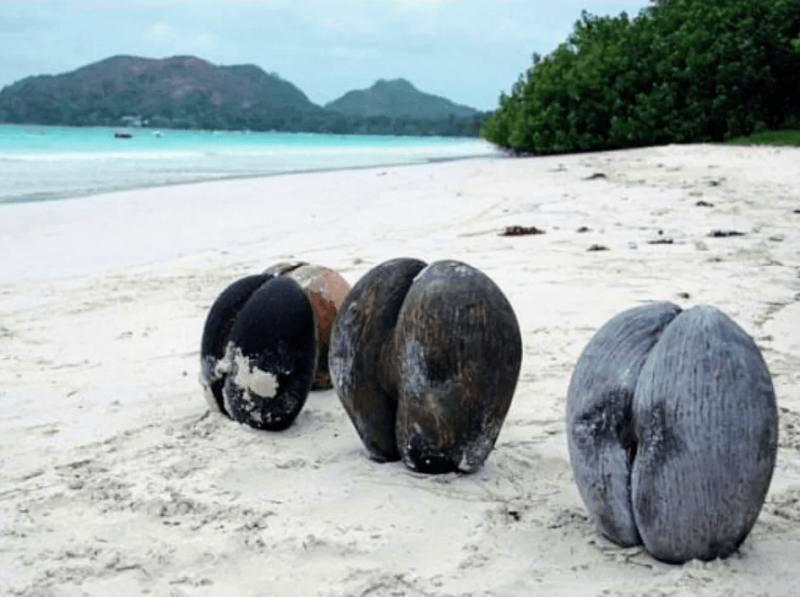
[500, 225, 546, 237]
[709, 230, 746, 238]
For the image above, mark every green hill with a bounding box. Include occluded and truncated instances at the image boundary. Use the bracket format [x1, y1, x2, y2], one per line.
[325, 79, 477, 119]
[0, 56, 486, 136]
[0, 55, 323, 130]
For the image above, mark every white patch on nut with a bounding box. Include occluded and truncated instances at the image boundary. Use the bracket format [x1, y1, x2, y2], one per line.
[230, 348, 279, 398]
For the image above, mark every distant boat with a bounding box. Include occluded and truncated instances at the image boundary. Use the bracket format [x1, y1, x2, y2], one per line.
[153, 131, 163, 138]
[114, 129, 133, 139]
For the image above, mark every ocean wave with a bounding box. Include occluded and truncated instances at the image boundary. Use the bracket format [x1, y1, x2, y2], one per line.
[0, 127, 501, 205]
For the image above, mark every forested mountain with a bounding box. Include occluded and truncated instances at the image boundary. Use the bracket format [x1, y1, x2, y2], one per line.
[0, 56, 486, 136]
[0, 55, 323, 130]
[325, 79, 477, 119]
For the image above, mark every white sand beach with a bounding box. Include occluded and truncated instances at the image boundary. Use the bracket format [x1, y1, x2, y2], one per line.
[1, 144, 799, 596]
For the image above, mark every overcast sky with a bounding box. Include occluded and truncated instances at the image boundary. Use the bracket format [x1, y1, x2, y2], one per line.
[0, 0, 649, 111]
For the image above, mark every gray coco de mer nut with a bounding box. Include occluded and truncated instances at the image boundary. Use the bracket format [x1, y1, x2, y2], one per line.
[329, 258, 523, 474]
[567, 302, 778, 564]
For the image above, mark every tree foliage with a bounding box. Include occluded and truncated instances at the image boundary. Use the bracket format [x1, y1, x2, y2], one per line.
[482, 0, 800, 154]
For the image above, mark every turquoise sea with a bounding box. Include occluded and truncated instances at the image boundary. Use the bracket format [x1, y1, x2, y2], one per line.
[0, 125, 501, 205]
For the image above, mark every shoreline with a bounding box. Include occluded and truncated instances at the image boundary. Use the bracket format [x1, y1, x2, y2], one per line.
[0, 152, 503, 207]
[1, 143, 798, 596]
[2, 138, 777, 208]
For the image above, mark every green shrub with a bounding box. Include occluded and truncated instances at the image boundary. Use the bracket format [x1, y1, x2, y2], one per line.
[726, 129, 800, 146]
[482, 0, 800, 154]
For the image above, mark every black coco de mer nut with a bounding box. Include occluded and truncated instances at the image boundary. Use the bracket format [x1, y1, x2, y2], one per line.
[329, 258, 523, 474]
[200, 273, 317, 431]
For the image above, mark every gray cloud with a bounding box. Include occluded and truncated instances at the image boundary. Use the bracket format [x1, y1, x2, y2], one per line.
[0, 0, 649, 110]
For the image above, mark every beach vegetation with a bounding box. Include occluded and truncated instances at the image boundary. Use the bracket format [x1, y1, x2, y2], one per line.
[726, 128, 800, 146]
[482, 0, 800, 154]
